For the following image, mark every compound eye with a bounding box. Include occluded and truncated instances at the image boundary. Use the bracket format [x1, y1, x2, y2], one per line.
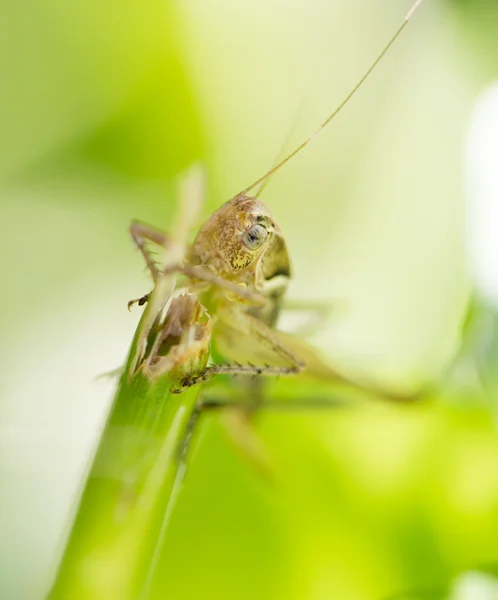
[242, 224, 268, 250]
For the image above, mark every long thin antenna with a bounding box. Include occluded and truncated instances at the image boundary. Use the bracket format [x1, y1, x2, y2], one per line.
[254, 95, 307, 198]
[237, 0, 427, 197]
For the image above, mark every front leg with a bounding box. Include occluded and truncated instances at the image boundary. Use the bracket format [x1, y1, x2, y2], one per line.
[128, 221, 177, 311]
[128, 263, 267, 310]
[130, 220, 171, 282]
[173, 310, 305, 392]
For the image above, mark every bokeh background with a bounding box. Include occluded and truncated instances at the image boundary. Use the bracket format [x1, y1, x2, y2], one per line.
[2, 0, 498, 598]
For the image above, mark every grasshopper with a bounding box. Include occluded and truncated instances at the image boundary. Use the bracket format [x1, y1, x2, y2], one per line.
[128, 0, 427, 463]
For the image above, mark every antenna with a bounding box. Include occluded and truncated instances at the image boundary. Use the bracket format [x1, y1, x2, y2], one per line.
[238, 0, 427, 197]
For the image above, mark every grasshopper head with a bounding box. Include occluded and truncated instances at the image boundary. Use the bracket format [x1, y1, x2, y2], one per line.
[188, 194, 291, 289]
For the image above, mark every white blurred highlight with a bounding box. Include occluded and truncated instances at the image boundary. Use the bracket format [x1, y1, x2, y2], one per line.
[451, 571, 498, 600]
[466, 82, 498, 305]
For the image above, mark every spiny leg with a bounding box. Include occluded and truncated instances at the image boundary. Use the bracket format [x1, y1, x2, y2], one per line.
[173, 312, 306, 392]
[180, 264, 266, 305]
[129, 168, 204, 308]
[128, 221, 172, 309]
[173, 361, 301, 393]
[209, 309, 422, 403]
[176, 391, 354, 475]
[129, 263, 267, 310]
[130, 220, 171, 282]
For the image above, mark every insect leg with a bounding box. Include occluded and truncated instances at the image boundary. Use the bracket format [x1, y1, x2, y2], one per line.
[177, 265, 266, 305]
[177, 395, 270, 477]
[173, 361, 299, 392]
[130, 262, 267, 310]
[130, 220, 171, 282]
[192, 392, 351, 414]
[128, 221, 181, 310]
[173, 312, 305, 392]
[176, 391, 353, 476]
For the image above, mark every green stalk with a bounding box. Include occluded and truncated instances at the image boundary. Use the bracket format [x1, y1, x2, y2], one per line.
[48, 309, 202, 600]
[49, 168, 207, 600]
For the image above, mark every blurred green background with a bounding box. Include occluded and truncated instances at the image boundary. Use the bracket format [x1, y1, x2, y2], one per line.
[2, 0, 498, 598]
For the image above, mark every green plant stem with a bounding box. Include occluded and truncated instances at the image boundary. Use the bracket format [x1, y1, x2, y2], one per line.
[48, 314, 201, 600]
